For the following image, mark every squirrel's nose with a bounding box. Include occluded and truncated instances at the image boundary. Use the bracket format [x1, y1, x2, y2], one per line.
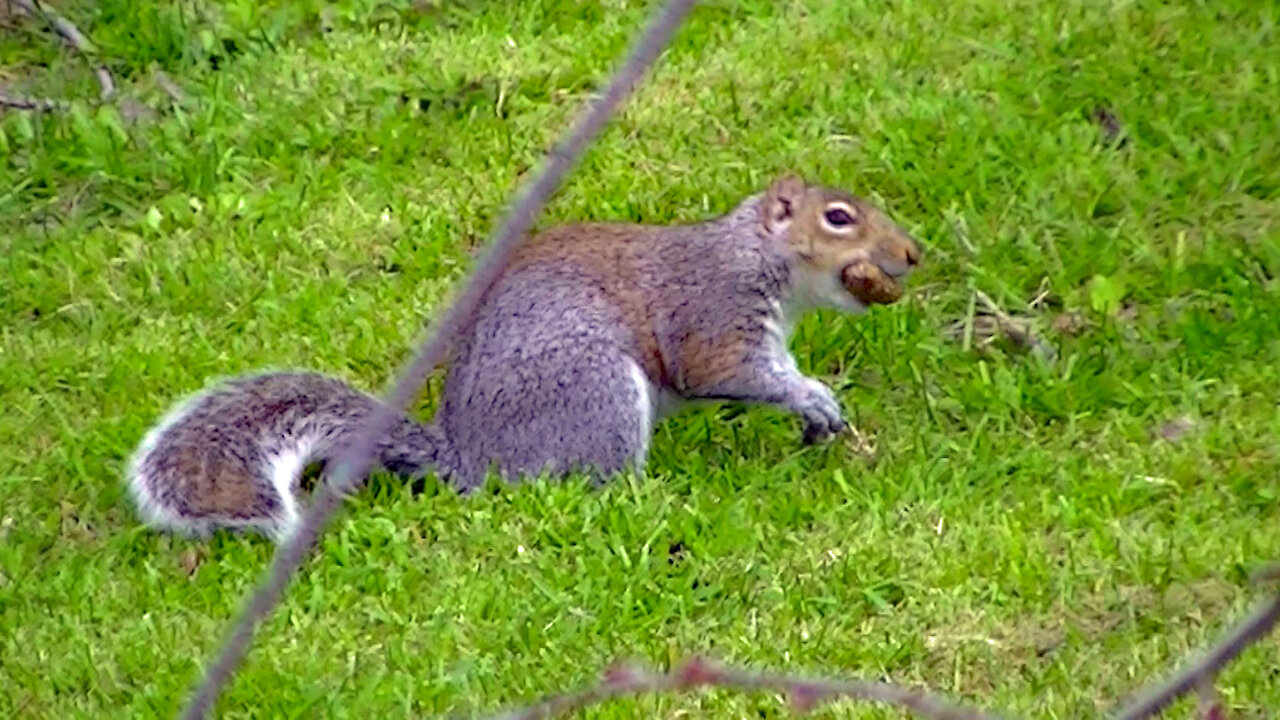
[871, 232, 922, 278]
[901, 235, 922, 267]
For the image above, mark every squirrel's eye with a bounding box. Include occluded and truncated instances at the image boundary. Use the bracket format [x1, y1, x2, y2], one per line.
[823, 207, 856, 228]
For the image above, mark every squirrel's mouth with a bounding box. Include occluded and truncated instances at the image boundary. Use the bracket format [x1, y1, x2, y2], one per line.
[840, 261, 906, 306]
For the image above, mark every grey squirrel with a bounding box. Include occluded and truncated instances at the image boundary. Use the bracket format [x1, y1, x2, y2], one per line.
[125, 176, 922, 542]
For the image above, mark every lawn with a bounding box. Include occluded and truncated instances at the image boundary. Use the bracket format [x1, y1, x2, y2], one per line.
[1, 0, 1278, 717]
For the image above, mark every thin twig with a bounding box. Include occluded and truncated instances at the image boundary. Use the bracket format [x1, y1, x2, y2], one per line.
[93, 65, 115, 100]
[944, 288, 1056, 361]
[15, 0, 95, 50]
[974, 289, 1055, 359]
[174, 1, 698, 718]
[1112, 593, 1280, 720]
[11, 0, 115, 102]
[153, 69, 188, 106]
[0, 92, 66, 111]
[468, 656, 1011, 720]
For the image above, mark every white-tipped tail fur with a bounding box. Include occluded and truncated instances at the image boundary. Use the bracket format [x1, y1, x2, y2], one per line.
[125, 387, 316, 541]
[125, 385, 213, 536]
[263, 438, 317, 542]
[123, 372, 380, 542]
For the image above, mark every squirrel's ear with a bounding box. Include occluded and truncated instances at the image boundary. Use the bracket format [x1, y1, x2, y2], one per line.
[761, 175, 807, 234]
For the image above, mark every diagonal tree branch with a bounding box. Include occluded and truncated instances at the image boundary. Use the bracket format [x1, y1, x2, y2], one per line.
[173, 1, 699, 718]
[1112, 592, 1280, 720]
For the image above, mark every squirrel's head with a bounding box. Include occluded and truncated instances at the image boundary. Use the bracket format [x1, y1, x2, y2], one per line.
[759, 175, 921, 312]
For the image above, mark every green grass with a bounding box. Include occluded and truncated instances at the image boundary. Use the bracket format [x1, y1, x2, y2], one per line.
[2, 0, 1278, 717]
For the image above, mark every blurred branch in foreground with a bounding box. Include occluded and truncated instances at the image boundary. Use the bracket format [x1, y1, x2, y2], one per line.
[467, 572, 1280, 720]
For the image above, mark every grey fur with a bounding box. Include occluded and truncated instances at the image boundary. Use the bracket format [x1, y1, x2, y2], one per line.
[125, 186, 920, 541]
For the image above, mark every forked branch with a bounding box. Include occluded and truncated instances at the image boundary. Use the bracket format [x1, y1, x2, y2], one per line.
[466, 584, 1280, 720]
[479, 656, 1009, 720]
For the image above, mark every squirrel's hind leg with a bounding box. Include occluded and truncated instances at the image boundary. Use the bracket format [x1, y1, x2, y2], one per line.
[447, 351, 655, 490]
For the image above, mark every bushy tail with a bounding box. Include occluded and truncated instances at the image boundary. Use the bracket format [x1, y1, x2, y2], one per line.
[125, 371, 455, 542]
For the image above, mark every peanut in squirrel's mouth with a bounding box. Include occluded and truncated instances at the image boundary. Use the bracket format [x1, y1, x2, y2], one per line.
[840, 261, 905, 306]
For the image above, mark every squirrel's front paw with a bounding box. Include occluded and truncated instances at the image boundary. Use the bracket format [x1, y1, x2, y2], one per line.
[793, 379, 848, 445]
